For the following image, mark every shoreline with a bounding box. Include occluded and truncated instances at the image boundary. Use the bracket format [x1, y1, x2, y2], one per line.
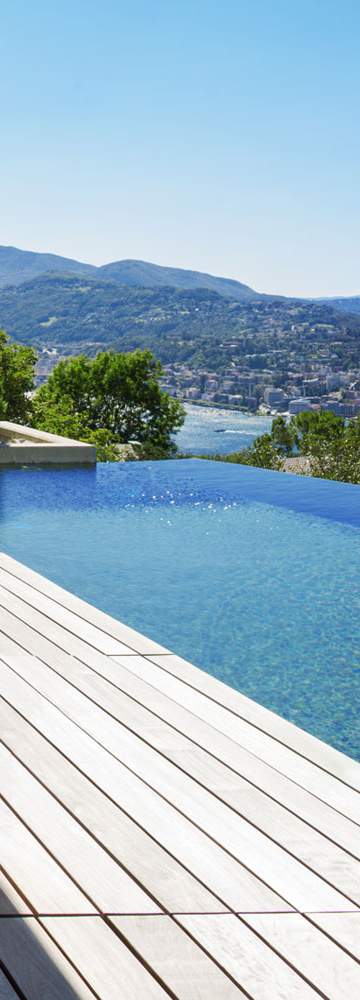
[179, 399, 267, 417]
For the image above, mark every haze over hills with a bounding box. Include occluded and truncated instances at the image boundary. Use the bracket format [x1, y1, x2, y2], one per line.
[318, 296, 360, 316]
[0, 245, 95, 286]
[98, 259, 261, 300]
[0, 245, 261, 301]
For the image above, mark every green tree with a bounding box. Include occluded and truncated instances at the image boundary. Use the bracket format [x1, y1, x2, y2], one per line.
[32, 349, 185, 458]
[0, 330, 37, 423]
[289, 410, 345, 455]
[310, 416, 360, 484]
[210, 410, 360, 484]
[217, 434, 282, 471]
[270, 415, 295, 455]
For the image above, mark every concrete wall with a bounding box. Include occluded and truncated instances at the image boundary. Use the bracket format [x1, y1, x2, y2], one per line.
[0, 421, 96, 466]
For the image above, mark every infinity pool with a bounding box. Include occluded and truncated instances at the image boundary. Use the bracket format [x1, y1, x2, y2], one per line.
[1, 460, 359, 759]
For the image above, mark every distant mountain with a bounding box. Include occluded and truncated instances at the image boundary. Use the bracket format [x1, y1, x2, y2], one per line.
[0, 245, 260, 301]
[321, 296, 360, 316]
[1, 272, 359, 371]
[97, 259, 261, 301]
[1, 246, 359, 310]
[0, 246, 96, 287]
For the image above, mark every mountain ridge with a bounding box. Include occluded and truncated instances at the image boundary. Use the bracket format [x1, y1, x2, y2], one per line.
[0, 245, 261, 301]
[1, 245, 358, 308]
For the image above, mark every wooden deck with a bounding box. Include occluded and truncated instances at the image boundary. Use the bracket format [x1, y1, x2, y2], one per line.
[0, 551, 359, 998]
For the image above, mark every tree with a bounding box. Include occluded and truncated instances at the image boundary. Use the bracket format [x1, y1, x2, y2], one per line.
[32, 349, 185, 457]
[310, 416, 360, 484]
[270, 415, 295, 455]
[211, 410, 360, 485]
[289, 410, 345, 455]
[0, 330, 37, 423]
[229, 410, 346, 471]
[219, 434, 282, 471]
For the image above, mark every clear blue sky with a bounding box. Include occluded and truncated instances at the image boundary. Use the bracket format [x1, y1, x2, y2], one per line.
[1, 0, 359, 296]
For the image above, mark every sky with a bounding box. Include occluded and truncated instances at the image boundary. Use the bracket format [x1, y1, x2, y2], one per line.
[0, 0, 359, 297]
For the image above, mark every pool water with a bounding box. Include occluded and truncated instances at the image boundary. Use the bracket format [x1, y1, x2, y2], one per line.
[1, 460, 359, 760]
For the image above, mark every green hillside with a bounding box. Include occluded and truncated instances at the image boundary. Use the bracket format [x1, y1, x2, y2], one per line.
[1, 273, 359, 370]
[98, 259, 261, 300]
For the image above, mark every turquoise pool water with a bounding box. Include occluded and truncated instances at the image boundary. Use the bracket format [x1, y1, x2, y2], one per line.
[1, 460, 359, 759]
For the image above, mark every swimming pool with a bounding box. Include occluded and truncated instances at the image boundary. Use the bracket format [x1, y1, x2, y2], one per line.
[1, 460, 359, 759]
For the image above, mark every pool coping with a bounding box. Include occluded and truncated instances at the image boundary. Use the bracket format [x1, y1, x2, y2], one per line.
[0, 420, 96, 465]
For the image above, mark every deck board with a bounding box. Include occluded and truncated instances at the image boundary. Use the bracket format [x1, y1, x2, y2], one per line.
[1, 652, 355, 912]
[0, 744, 161, 915]
[0, 552, 167, 654]
[145, 652, 360, 789]
[1, 576, 358, 824]
[111, 915, 247, 998]
[0, 660, 290, 916]
[1, 640, 359, 906]
[0, 552, 359, 998]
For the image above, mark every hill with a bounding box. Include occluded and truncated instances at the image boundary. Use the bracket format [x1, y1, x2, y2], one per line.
[1, 273, 359, 371]
[97, 259, 261, 301]
[319, 296, 360, 316]
[0, 246, 96, 286]
[0, 245, 260, 300]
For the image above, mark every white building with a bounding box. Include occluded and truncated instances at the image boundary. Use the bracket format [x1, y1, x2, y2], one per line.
[288, 398, 315, 415]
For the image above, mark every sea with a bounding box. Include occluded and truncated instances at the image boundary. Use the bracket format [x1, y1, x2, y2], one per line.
[174, 403, 273, 455]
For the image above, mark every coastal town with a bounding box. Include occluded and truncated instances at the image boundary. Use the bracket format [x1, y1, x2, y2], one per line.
[35, 345, 360, 419]
[159, 360, 360, 418]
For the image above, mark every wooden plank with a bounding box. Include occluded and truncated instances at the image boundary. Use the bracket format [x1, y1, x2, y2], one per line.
[309, 912, 360, 961]
[2, 551, 358, 792]
[0, 971, 19, 1000]
[0, 697, 227, 916]
[177, 914, 318, 999]
[2, 673, 358, 910]
[80, 652, 360, 874]
[0, 566, 130, 655]
[0, 743, 161, 915]
[0, 871, 32, 916]
[4, 643, 359, 912]
[2, 581, 360, 826]
[40, 916, 174, 999]
[0, 582, 133, 667]
[0, 551, 167, 654]
[35, 651, 360, 898]
[1, 612, 359, 868]
[145, 652, 360, 789]
[0, 656, 356, 913]
[0, 917, 96, 999]
[61, 650, 360, 860]
[0, 661, 292, 914]
[0, 797, 95, 915]
[112, 915, 247, 998]
[244, 913, 360, 999]
[3, 622, 356, 871]
[113, 653, 360, 820]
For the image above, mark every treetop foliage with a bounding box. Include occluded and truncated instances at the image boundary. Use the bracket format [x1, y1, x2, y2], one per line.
[32, 349, 185, 459]
[0, 329, 36, 424]
[214, 409, 360, 484]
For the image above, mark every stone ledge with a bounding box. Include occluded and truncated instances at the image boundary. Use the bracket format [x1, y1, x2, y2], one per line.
[0, 421, 96, 465]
